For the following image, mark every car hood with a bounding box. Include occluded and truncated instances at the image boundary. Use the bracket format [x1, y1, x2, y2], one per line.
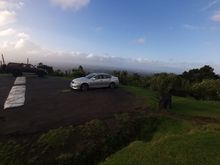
[72, 77, 88, 83]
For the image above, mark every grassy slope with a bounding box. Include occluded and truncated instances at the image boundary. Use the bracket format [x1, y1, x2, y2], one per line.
[101, 86, 220, 165]
[173, 96, 220, 118]
[121, 86, 220, 118]
[101, 132, 220, 165]
[120, 86, 159, 111]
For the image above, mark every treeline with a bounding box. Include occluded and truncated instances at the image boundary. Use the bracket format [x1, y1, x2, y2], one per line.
[37, 63, 86, 78]
[113, 65, 220, 101]
[38, 64, 220, 101]
[3, 62, 219, 101]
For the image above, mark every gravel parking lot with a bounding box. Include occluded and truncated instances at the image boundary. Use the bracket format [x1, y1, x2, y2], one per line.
[0, 76, 138, 135]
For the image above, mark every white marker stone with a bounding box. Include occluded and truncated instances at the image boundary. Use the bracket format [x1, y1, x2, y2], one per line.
[4, 85, 26, 109]
[14, 76, 26, 85]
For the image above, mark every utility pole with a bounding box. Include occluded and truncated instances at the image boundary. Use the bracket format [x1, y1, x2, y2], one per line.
[1, 54, 5, 65]
[27, 58, 29, 64]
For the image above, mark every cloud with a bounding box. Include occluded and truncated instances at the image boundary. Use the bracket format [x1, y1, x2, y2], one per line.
[0, 10, 16, 27]
[0, 28, 16, 36]
[0, 38, 193, 74]
[211, 11, 220, 22]
[15, 38, 25, 49]
[201, 0, 219, 11]
[50, 0, 91, 10]
[132, 37, 145, 45]
[0, 1, 24, 27]
[0, 0, 24, 10]
[17, 32, 30, 39]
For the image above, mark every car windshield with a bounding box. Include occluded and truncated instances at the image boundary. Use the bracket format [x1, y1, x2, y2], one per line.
[85, 73, 97, 79]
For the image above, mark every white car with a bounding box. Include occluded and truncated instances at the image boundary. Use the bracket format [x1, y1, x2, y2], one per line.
[70, 73, 119, 91]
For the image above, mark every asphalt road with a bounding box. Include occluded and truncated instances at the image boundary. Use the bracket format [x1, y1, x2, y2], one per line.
[0, 76, 15, 110]
[0, 76, 136, 135]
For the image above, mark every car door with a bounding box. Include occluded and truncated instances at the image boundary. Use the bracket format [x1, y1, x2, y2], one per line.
[90, 75, 103, 88]
[102, 74, 111, 87]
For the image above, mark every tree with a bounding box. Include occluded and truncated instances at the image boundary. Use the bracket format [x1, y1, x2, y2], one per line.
[54, 69, 64, 76]
[112, 70, 128, 85]
[71, 65, 86, 78]
[37, 62, 54, 74]
[149, 73, 177, 94]
[182, 65, 217, 83]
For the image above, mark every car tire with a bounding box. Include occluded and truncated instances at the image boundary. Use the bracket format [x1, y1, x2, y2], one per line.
[81, 84, 89, 92]
[109, 82, 115, 89]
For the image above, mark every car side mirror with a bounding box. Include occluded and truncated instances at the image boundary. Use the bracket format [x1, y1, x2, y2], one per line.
[91, 77, 96, 80]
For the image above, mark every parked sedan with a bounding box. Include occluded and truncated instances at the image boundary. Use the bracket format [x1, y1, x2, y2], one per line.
[70, 73, 119, 91]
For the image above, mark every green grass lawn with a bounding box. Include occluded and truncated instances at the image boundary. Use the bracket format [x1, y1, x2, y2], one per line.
[100, 86, 220, 165]
[172, 96, 220, 118]
[100, 115, 220, 165]
[121, 86, 159, 111]
[100, 132, 220, 165]
[121, 85, 220, 118]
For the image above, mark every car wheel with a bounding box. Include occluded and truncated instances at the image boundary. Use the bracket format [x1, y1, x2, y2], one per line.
[109, 82, 115, 89]
[81, 84, 89, 91]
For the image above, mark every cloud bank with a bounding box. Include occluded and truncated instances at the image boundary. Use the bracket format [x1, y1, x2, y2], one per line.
[2, 37, 219, 74]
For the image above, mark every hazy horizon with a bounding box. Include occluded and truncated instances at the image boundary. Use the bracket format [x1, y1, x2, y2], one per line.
[1, 0, 220, 74]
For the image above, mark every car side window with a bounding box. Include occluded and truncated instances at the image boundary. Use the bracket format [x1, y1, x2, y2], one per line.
[103, 75, 111, 79]
[95, 75, 103, 79]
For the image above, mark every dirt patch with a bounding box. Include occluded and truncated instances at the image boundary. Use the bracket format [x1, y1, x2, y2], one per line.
[0, 76, 141, 135]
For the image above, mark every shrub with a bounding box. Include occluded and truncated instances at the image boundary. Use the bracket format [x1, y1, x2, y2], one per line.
[0, 140, 25, 165]
[38, 126, 74, 148]
[80, 119, 108, 140]
[191, 79, 220, 100]
[56, 153, 74, 165]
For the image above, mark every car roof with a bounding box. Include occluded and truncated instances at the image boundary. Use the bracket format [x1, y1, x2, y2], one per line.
[95, 73, 110, 75]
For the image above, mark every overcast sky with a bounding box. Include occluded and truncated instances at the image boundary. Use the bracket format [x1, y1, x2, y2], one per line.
[0, 0, 220, 73]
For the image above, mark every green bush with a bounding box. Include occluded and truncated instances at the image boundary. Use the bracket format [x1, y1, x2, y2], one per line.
[149, 73, 178, 94]
[0, 116, 163, 165]
[0, 140, 25, 165]
[80, 119, 108, 140]
[56, 153, 74, 165]
[38, 126, 74, 148]
[191, 79, 220, 100]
